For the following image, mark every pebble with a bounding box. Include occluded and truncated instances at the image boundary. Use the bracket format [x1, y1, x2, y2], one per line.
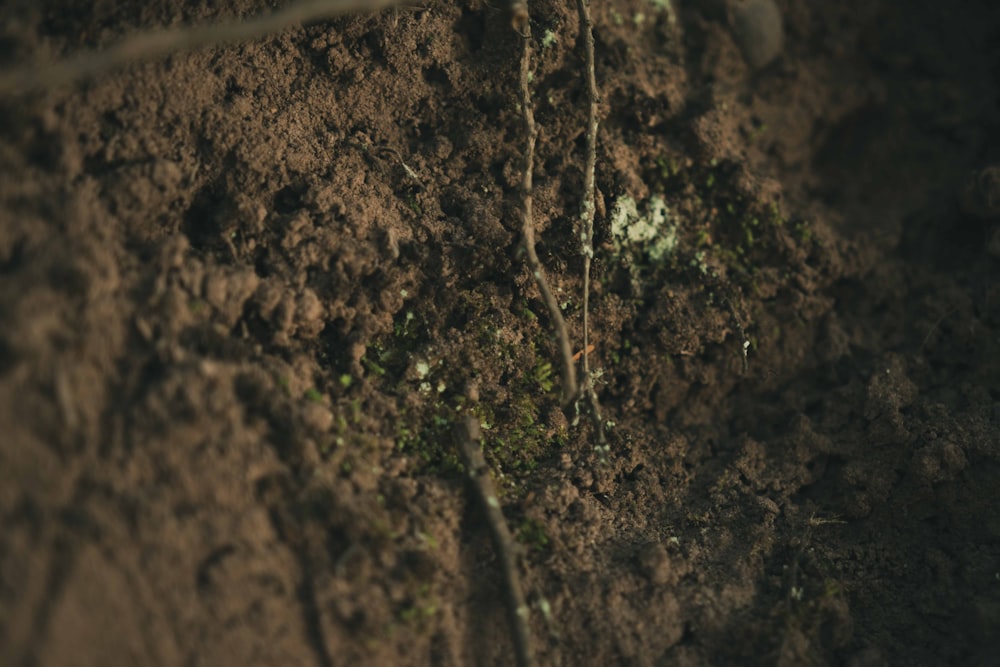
[729, 0, 784, 69]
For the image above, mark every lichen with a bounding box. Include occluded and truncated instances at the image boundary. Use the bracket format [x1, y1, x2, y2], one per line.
[610, 194, 678, 262]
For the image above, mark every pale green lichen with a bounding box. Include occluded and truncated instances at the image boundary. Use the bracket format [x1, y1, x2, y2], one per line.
[610, 194, 677, 262]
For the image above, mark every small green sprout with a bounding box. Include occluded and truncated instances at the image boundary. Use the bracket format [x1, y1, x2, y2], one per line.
[533, 360, 555, 392]
[361, 356, 387, 377]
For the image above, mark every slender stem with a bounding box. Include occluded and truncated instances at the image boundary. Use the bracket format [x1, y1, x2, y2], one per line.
[518, 21, 578, 406]
[575, 0, 605, 444]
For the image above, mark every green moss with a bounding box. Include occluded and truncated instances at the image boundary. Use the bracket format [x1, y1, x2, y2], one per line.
[517, 518, 550, 552]
[393, 350, 560, 481]
[393, 310, 417, 338]
[656, 156, 681, 179]
[358, 289, 567, 484]
[398, 580, 439, 628]
[405, 195, 422, 215]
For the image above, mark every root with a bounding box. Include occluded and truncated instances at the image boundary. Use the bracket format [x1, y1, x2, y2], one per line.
[453, 416, 534, 667]
[516, 15, 579, 407]
[574, 0, 606, 447]
[0, 0, 407, 95]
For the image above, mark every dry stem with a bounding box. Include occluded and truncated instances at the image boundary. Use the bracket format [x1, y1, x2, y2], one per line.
[0, 0, 407, 95]
[453, 416, 534, 667]
[575, 0, 606, 445]
[517, 19, 578, 406]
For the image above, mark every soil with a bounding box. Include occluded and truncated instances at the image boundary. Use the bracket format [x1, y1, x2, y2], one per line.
[2, 1, 999, 665]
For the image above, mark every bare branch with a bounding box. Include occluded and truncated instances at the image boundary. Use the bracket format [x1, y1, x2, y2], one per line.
[0, 0, 409, 95]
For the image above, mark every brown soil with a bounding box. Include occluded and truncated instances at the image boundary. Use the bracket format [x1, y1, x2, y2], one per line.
[2, 1, 999, 665]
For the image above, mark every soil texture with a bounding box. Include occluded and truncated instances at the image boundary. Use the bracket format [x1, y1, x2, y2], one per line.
[2, 1, 1000, 665]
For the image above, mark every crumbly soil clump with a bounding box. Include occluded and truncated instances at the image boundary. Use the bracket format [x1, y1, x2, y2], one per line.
[1, 1, 999, 665]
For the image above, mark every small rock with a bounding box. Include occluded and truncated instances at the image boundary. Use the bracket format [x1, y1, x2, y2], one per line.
[729, 0, 784, 69]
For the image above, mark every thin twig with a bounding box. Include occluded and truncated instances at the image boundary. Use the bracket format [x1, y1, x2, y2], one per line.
[919, 306, 957, 353]
[517, 16, 578, 406]
[0, 0, 409, 95]
[574, 0, 605, 445]
[453, 416, 534, 667]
